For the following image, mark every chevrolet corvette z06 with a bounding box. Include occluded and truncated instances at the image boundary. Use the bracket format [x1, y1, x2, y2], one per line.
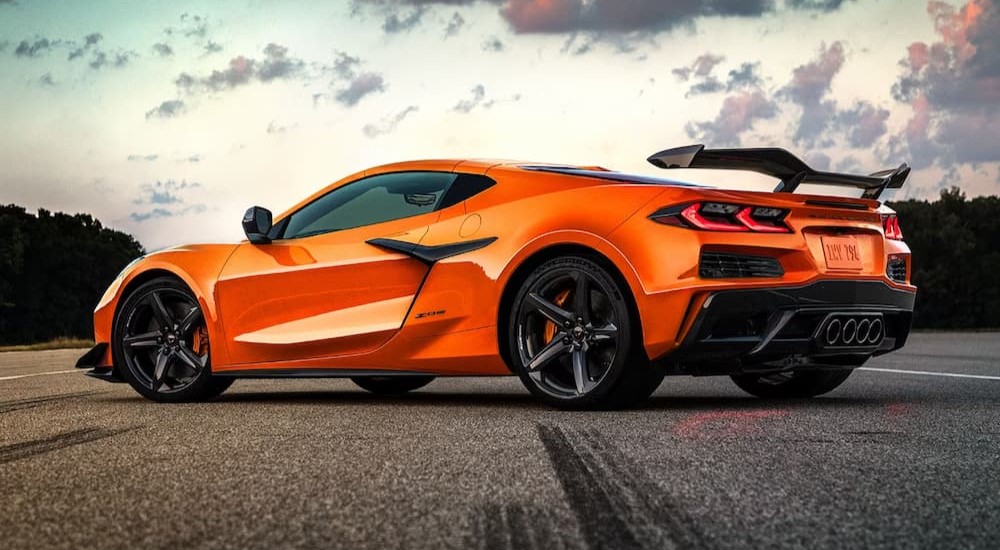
[78, 144, 915, 409]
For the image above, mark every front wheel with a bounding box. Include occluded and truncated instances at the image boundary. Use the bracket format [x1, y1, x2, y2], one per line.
[730, 369, 853, 398]
[113, 277, 233, 402]
[507, 255, 664, 410]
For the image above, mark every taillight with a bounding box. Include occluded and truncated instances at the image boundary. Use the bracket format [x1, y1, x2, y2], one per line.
[882, 214, 903, 240]
[651, 202, 791, 233]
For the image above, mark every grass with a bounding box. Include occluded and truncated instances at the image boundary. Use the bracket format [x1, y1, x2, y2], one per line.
[0, 337, 95, 353]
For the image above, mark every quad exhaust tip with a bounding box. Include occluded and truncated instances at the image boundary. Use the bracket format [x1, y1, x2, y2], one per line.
[822, 315, 884, 347]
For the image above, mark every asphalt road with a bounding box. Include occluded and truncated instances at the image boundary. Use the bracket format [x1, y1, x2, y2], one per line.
[1, 333, 998, 550]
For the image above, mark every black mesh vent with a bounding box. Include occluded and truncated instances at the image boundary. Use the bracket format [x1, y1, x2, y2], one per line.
[700, 252, 784, 279]
[887, 258, 907, 283]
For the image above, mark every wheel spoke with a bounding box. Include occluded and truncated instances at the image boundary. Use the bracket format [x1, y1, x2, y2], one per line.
[175, 346, 206, 372]
[527, 333, 570, 371]
[590, 322, 618, 343]
[571, 348, 591, 395]
[526, 292, 574, 326]
[123, 331, 160, 349]
[176, 306, 203, 336]
[147, 291, 175, 329]
[573, 273, 590, 322]
[152, 349, 171, 385]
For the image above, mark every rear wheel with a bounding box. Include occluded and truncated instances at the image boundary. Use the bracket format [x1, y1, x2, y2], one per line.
[730, 369, 853, 398]
[113, 277, 233, 402]
[507, 255, 664, 410]
[351, 376, 435, 395]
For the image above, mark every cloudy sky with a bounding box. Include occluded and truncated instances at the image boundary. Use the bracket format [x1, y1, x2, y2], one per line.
[1, 0, 997, 250]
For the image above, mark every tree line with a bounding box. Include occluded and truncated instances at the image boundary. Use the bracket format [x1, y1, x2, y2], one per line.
[0, 190, 996, 345]
[0, 205, 144, 345]
[888, 188, 1000, 329]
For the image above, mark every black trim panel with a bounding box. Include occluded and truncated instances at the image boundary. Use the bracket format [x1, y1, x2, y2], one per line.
[75, 343, 109, 369]
[646, 144, 909, 200]
[84, 366, 126, 383]
[366, 236, 497, 264]
[667, 280, 915, 369]
[214, 369, 437, 379]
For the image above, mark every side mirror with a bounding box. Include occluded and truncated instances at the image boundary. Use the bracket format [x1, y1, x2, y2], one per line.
[242, 206, 273, 244]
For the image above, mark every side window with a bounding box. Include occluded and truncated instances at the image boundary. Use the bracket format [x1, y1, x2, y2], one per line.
[281, 172, 458, 239]
[438, 173, 496, 210]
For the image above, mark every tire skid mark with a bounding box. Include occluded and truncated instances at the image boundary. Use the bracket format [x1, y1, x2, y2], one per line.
[537, 424, 707, 550]
[0, 390, 105, 414]
[0, 426, 138, 464]
[469, 502, 568, 550]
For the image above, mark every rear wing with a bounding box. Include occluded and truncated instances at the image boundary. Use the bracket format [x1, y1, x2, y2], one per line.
[646, 144, 909, 200]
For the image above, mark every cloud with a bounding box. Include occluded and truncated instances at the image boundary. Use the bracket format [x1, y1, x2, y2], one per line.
[176, 43, 305, 93]
[170, 13, 209, 39]
[676, 56, 764, 97]
[127, 154, 159, 162]
[331, 52, 361, 78]
[499, 0, 773, 35]
[445, 12, 466, 36]
[266, 121, 298, 134]
[835, 100, 890, 148]
[145, 100, 186, 120]
[684, 90, 779, 146]
[363, 106, 418, 138]
[781, 41, 844, 146]
[88, 50, 137, 70]
[453, 84, 486, 113]
[203, 40, 223, 55]
[888, 0, 1000, 167]
[725, 62, 764, 91]
[383, 8, 426, 33]
[152, 43, 173, 57]
[131, 180, 207, 222]
[133, 179, 202, 206]
[37, 73, 56, 86]
[672, 53, 725, 81]
[335, 72, 386, 106]
[482, 36, 505, 51]
[785, 0, 855, 11]
[14, 38, 53, 57]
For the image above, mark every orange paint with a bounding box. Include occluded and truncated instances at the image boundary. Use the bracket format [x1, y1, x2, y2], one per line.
[89, 158, 916, 375]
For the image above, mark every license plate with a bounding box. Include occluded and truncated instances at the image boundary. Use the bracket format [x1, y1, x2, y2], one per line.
[822, 236, 863, 270]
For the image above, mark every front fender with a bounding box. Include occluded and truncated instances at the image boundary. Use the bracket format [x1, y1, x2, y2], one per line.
[93, 244, 240, 369]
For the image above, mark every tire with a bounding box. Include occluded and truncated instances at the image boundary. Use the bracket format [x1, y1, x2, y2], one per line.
[112, 276, 233, 403]
[730, 369, 853, 398]
[351, 376, 435, 395]
[507, 255, 664, 410]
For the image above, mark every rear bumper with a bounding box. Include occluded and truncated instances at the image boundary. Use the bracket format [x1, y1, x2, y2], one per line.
[668, 280, 914, 371]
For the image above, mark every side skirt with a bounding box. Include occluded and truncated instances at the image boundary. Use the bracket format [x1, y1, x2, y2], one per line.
[214, 369, 441, 379]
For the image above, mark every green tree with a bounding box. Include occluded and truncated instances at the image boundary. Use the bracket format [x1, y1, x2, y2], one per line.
[0, 205, 144, 345]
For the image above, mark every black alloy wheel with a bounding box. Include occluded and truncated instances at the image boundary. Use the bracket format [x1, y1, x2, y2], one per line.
[113, 277, 232, 402]
[508, 255, 664, 409]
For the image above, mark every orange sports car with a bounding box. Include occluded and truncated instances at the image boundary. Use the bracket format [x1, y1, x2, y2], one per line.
[77, 144, 916, 409]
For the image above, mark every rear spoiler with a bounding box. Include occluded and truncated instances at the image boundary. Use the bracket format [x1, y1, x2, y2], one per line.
[646, 144, 909, 200]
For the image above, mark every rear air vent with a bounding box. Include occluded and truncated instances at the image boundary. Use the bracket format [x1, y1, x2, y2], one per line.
[699, 252, 784, 279]
[887, 257, 907, 283]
